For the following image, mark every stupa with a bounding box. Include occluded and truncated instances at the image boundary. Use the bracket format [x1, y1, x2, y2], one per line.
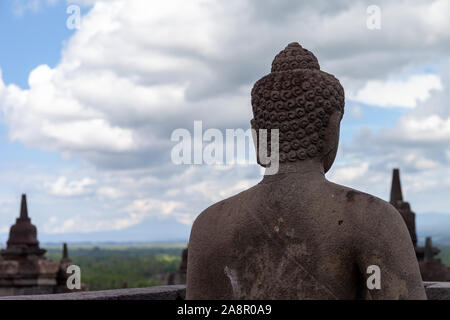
[164, 247, 188, 285]
[389, 169, 450, 281]
[0, 195, 72, 296]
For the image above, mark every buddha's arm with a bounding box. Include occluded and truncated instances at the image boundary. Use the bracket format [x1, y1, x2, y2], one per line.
[356, 202, 426, 300]
[186, 217, 211, 299]
[186, 208, 232, 300]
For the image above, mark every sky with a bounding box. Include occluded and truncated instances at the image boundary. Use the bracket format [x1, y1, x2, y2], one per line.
[0, 0, 449, 242]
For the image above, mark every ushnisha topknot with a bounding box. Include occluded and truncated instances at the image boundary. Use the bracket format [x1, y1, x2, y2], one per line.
[271, 42, 320, 72]
[251, 42, 345, 164]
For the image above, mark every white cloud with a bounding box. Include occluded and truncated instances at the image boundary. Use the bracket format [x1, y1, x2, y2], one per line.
[43, 211, 145, 233]
[348, 74, 443, 108]
[12, 0, 60, 16]
[42, 119, 136, 152]
[125, 198, 195, 225]
[96, 186, 124, 199]
[327, 162, 370, 185]
[45, 176, 97, 197]
[402, 153, 439, 170]
[127, 198, 181, 216]
[397, 115, 450, 142]
[2, 0, 450, 167]
[185, 179, 257, 203]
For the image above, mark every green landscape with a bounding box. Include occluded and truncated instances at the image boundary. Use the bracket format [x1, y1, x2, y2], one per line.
[42, 242, 450, 292]
[439, 244, 450, 267]
[44, 243, 186, 291]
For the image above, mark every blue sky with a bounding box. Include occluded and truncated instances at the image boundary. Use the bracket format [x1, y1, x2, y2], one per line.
[0, 1, 76, 169]
[0, 1, 76, 87]
[0, 0, 449, 243]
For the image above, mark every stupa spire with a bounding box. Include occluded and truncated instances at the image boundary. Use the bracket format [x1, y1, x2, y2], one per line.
[390, 168, 403, 203]
[63, 243, 68, 259]
[20, 194, 29, 219]
[424, 237, 434, 263]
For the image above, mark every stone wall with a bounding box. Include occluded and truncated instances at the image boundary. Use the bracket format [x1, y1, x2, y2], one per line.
[0, 283, 449, 300]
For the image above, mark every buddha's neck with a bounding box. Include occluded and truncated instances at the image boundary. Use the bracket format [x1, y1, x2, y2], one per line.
[264, 159, 325, 176]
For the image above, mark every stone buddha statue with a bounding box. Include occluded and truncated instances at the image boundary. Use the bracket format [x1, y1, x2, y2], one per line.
[186, 43, 426, 300]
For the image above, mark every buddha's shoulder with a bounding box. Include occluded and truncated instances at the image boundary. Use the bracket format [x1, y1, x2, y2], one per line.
[191, 184, 260, 228]
[325, 181, 403, 226]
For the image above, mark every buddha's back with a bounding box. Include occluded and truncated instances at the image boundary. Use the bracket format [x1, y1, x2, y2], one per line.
[187, 173, 355, 299]
[186, 43, 426, 300]
[187, 172, 425, 299]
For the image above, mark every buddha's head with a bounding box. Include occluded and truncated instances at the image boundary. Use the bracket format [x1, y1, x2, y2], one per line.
[251, 42, 345, 173]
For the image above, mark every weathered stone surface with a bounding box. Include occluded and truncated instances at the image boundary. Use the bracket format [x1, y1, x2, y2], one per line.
[186, 43, 426, 300]
[0, 285, 186, 300]
[424, 282, 450, 300]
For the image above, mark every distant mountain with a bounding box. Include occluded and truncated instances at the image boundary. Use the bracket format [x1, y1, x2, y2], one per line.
[0, 218, 191, 245]
[416, 213, 450, 245]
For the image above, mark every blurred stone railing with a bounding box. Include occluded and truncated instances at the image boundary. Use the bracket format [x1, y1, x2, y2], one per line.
[0, 282, 449, 300]
[0, 285, 186, 300]
[424, 282, 450, 300]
